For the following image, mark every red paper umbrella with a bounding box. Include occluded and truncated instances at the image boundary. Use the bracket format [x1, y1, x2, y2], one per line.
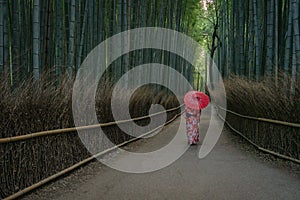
[184, 91, 210, 110]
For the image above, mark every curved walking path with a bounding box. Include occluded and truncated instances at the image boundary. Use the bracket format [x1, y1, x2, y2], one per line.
[22, 106, 300, 200]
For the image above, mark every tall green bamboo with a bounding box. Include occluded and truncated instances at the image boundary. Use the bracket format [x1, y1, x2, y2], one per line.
[229, 0, 234, 75]
[238, 0, 245, 76]
[280, 0, 289, 70]
[284, 0, 293, 73]
[87, 0, 93, 52]
[116, 0, 122, 80]
[67, 0, 75, 76]
[265, 0, 275, 75]
[230, 0, 236, 74]
[74, 0, 81, 71]
[291, 0, 300, 94]
[221, 0, 228, 77]
[56, 0, 63, 77]
[292, 0, 300, 64]
[3, 0, 9, 80]
[43, 0, 51, 71]
[122, 0, 129, 88]
[98, 0, 105, 43]
[24, 0, 32, 78]
[0, 0, 4, 75]
[93, 0, 98, 46]
[33, 0, 40, 80]
[247, 0, 255, 79]
[274, 0, 279, 83]
[77, 0, 88, 70]
[11, 0, 20, 85]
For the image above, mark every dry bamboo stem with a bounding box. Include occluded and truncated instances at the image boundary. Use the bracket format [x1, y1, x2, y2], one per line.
[216, 105, 300, 128]
[0, 105, 184, 144]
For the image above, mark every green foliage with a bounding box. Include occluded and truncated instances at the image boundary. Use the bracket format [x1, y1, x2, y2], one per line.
[0, 0, 205, 87]
[215, 0, 300, 81]
[193, 1, 216, 48]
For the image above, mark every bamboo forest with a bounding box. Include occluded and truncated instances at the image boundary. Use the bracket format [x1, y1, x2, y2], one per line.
[1, 0, 300, 199]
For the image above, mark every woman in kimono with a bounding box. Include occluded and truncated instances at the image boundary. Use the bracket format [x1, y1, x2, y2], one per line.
[184, 106, 201, 145]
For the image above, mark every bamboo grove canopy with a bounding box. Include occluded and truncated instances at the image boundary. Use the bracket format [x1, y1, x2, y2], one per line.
[211, 0, 300, 80]
[1, 0, 299, 87]
[0, 0, 202, 87]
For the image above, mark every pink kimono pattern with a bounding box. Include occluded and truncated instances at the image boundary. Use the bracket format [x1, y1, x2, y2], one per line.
[184, 107, 201, 144]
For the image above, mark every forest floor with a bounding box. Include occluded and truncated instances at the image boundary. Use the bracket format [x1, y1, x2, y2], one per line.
[21, 106, 300, 200]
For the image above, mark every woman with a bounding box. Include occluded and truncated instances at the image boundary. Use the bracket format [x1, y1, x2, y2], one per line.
[183, 90, 209, 145]
[184, 106, 201, 145]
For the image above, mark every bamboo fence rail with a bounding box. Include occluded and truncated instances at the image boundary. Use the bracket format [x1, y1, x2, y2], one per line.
[0, 105, 184, 144]
[216, 105, 300, 164]
[217, 105, 300, 128]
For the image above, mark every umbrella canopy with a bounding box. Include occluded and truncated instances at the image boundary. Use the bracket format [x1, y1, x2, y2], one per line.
[184, 91, 210, 110]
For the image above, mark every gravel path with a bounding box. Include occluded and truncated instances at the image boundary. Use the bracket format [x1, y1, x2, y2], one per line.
[21, 107, 300, 200]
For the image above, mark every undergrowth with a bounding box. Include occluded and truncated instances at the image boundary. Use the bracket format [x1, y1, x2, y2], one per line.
[224, 74, 300, 161]
[0, 73, 180, 198]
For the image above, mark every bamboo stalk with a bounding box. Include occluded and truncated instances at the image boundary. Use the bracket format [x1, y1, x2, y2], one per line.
[0, 104, 184, 144]
[216, 105, 300, 128]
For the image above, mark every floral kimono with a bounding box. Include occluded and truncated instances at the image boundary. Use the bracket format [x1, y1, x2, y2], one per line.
[184, 107, 201, 145]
